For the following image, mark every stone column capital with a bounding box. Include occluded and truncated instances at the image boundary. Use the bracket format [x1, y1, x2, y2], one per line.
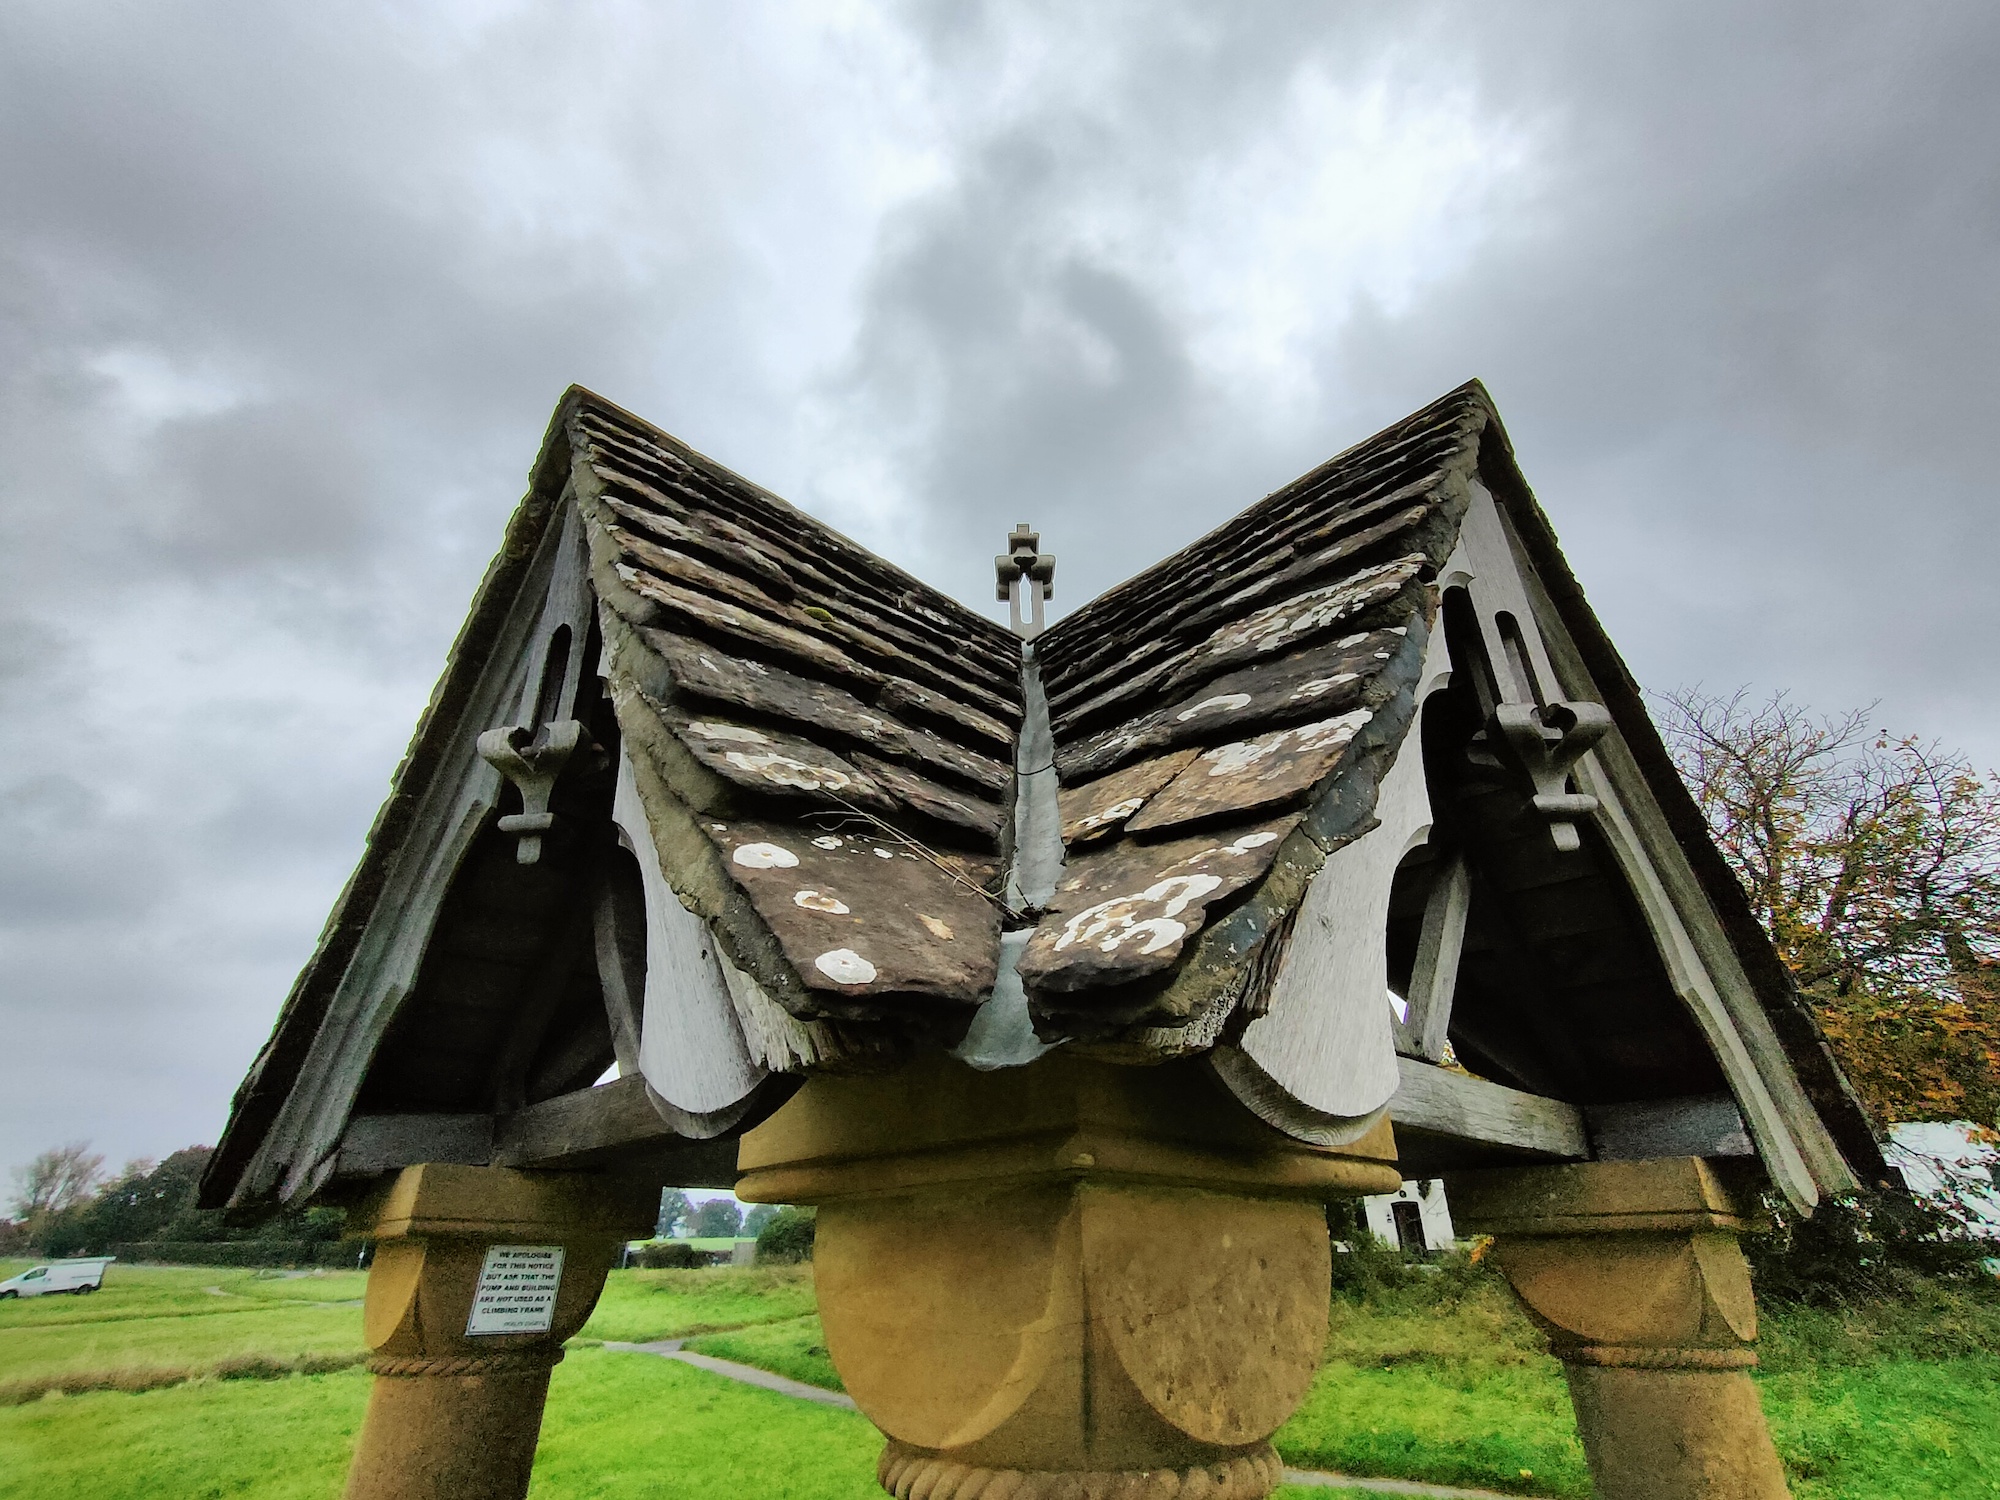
[1443, 1156, 1762, 1238]
[1439, 1158, 1791, 1498]
[740, 1052, 1400, 1500]
[338, 1164, 658, 1500]
[1443, 1158, 1765, 1368]
[345, 1162, 660, 1244]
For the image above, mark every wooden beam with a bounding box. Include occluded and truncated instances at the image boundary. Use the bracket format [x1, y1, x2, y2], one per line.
[1586, 1094, 1755, 1161]
[335, 1077, 743, 1187]
[491, 1073, 740, 1183]
[337, 1114, 494, 1176]
[1394, 852, 1469, 1063]
[592, 873, 646, 1076]
[1389, 1057, 1589, 1171]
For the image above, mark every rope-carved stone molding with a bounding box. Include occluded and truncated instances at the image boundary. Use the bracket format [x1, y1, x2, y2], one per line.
[876, 1440, 1284, 1500]
[367, 1348, 564, 1380]
[1559, 1343, 1759, 1371]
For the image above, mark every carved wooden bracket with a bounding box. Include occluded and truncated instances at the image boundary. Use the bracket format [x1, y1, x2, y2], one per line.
[1483, 700, 1612, 852]
[476, 720, 585, 865]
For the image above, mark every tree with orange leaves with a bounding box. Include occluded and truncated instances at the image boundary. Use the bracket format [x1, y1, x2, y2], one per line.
[1660, 689, 2000, 1127]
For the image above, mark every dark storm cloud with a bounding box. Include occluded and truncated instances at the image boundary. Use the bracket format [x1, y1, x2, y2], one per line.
[1337, 5, 2000, 750]
[833, 2, 2000, 750]
[2, 1, 1995, 1175]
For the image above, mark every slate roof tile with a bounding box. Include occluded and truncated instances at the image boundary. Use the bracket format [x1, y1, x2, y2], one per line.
[703, 819, 1001, 1014]
[1017, 816, 1304, 995]
[1019, 387, 1484, 1035]
[573, 400, 1021, 1039]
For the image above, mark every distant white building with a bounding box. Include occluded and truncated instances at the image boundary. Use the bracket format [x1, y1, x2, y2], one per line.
[1361, 1179, 1455, 1253]
[1886, 1121, 2000, 1240]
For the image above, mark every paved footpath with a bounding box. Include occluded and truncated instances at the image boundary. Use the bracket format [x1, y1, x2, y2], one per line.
[603, 1340, 1543, 1499]
[604, 1339, 857, 1408]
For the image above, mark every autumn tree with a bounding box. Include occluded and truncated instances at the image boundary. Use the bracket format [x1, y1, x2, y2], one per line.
[1660, 689, 2000, 1125]
[8, 1142, 105, 1243]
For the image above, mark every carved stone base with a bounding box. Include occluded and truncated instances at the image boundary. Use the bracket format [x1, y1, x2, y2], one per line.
[878, 1439, 1286, 1500]
[739, 1052, 1399, 1498]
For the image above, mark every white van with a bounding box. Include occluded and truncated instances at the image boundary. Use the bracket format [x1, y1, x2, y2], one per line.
[0, 1257, 115, 1298]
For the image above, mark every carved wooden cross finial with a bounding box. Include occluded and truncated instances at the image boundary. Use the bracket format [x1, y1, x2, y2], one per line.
[995, 523, 1055, 639]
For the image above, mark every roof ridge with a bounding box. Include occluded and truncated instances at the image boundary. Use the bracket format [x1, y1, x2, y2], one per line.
[1039, 382, 1490, 657]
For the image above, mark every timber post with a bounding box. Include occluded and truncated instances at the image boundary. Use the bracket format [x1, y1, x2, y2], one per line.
[1447, 1158, 1790, 1500]
[738, 1050, 1403, 1500]
[341, 1164, 655, 1500]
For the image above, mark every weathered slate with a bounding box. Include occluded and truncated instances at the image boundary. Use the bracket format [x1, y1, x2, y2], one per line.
[585, 418, 1020, 684]
[620, 482, 1016, 700]
[606, 523, 799, 625]
[1174, 503, 1431, 639]
[1057, 629, 1408, 781]
[1163, 554, 1427, 692]
[1036, 442, 1464, 695]
[852, 752, 1007, 844]
[704, 819, 1001, 1007]
[612, 563, 884, 691]
[1045, 548, 1429, 743]
[640, 630, 1009, 795]
[588, 457, 696, 517]
[878, 675, 1017, 753]
[1056, 749, 1198, 848]
[1019, 816, 1302, 993]
[1292, 469, 1445, 550]
[597, 489, 799, 600]
[617, 517, 1012, 734]
[1045, 650, 1197, 740]
[1124, 710, 1373, 834]
[1064, 491, 1433, 696]
[668, 715, 898, 813]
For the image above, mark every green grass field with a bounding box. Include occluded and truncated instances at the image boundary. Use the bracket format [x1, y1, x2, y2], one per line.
[575, 1264, 817, 1343]
[2, 1257, 1995, 1498]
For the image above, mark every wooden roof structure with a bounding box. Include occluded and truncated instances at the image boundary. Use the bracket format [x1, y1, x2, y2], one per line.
[203, 382, 1884, 1216]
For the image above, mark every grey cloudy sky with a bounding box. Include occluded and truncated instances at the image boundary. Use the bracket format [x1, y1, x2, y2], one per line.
[2, 2, 1995, 1178]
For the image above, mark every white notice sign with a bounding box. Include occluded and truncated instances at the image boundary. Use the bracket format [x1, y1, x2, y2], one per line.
[465, 1245, 565, 1336]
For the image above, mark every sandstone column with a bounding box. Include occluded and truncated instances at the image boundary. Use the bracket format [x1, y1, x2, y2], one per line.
[738, 1051, 1403, 1500]
[341, 1163, 656, 1500]
[1447, 1158, 1790, 1500]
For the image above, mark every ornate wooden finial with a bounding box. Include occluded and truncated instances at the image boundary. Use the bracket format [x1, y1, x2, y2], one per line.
[994, 523, 1055, 639]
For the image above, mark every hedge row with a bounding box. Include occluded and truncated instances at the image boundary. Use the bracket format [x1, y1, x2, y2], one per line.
[105, 1240, 361, 1269]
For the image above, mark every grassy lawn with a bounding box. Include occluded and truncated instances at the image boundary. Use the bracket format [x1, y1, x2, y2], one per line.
[2, 1257, 1996, 1498]
[0, 1263, 369, 1391]
[575, 1264, 815, 1343]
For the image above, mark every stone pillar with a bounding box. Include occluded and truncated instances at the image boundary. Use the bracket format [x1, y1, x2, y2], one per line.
[738, 1051, 1403, 1500]
[341, 1163, 657, 1500]
[1446, 1158, 1790, 1500]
